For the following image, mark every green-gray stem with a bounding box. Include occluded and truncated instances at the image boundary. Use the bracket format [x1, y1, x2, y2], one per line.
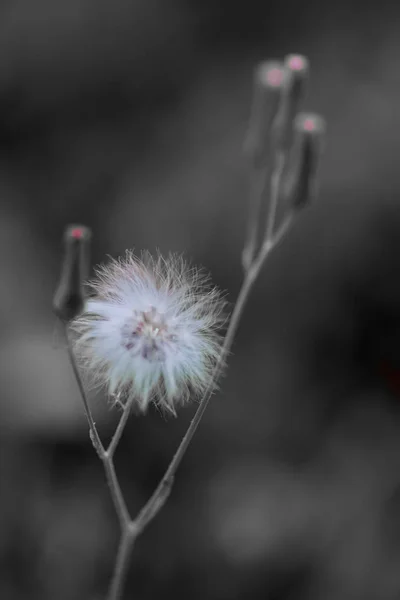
[64, 327, 132, 528]
[65, 329, 104, 457]
[107, 528, 137, 600]
[63, 208, 292, 599]
[265, 151, 285, 244]
[131, 214, 293, 535]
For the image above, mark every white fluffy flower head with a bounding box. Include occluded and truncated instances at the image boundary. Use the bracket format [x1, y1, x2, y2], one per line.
[71, 251, 226, 414]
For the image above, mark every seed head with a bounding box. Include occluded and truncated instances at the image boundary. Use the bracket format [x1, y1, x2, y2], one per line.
[70, 251, 227, 414]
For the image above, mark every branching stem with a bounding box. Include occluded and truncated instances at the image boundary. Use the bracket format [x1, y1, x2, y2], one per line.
[64, 174, 292, 599]
[64, 327, 132, 529]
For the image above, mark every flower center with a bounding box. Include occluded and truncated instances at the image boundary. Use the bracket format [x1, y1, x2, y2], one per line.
[121, 306, 176, 362]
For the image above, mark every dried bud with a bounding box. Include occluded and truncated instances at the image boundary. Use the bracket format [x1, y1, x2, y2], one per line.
[53, 225, 91, 322]
[244, 60, 285, 166]
[272, 54, 309, 153]
[285, 113, 326, 208]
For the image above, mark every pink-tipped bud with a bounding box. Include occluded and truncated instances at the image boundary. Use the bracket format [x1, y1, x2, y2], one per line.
[272, 54, 309, 153]
[285, 113, 326, 208]
[53, 225, 91, 322]
[244, 60, 285, 166]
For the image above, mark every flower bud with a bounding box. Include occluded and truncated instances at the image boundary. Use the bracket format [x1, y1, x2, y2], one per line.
[272, 54, 309, 153]
[285, 113, 326, 208]
[244, 60, 285, 166]
[53, 225, 91, 322]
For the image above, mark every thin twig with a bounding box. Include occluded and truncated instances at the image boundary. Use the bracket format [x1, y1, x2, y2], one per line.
[107, 397, 134, 458]
[265, 151, 285, 244]
[132, 224, 289, 532]
[107, 528, 136, 600]
[102, 454, 131, 529]
[242, 165, 269, 270]
[63, 183, 293, 600]
[64, 325, 131, 530]
[261, 211, 294, 257]
[64, 326, 104, 457]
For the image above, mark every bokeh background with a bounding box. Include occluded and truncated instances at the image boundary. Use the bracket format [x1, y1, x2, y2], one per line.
[2, 1, 400, 598]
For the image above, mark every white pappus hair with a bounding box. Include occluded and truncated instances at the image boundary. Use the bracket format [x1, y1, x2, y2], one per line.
[71, 250, 227, 414]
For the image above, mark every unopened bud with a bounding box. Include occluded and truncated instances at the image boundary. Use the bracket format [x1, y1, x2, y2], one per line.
[272, 54, 309, 153]
[53, 225, 91, 322]
[285, 113, 326, 208]
[244, 60, 285, 166]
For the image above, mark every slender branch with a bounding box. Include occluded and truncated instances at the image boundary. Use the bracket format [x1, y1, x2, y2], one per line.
[102, 454, 131, 529]
[108, 528, 136, 600]
[243, 148, 287, 272]
[133, 200, 295, 534]
[64, 326, 131, 529]
[62, 168, 294, 599]
[260, 211, 294, 258]
[65, 325, 104, 456]
[133, 239, 280, 531]
[107, 397, 134, 458]
[242, 165, 269, 271]
[265, 151, 285, 244]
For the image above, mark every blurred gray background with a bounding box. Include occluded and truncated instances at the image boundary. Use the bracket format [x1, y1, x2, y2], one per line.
[2, 1, 400, 598]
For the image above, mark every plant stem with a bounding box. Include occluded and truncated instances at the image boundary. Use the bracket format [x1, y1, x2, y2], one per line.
[107, 397, 134, 458]
[132, 222, 290, 532]
[108, 528, 136, 600]
[65, 328, 104, 457]
[63, 203, 293, 599]
[64, 325, 132, 530]
[102, 453, 131, 528]
[242, 165, 269, 271]
[265, 151, 285, 244]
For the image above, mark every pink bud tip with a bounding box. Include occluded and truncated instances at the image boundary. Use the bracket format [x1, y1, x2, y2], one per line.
[70, 227, 84, 239]
[66, 224, 91, 242]
[303, 118, 316, 132]
[265, 67, 284, 87]
[295, 113, 325, 136]
[288, 55, 307, 71]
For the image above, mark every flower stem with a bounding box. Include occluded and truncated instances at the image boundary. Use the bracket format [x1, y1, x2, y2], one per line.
[107, 397, 134, 458]
[63, 192, 293, 599]
[102, 453, 131, 529]
[65, 328, 104, 457]
[132, 219, 291, 532]
[108, 528, 136, 600]
[242, 164, 270, 271]
[64, 325, 131, 525]
[265, 151, 285, 244]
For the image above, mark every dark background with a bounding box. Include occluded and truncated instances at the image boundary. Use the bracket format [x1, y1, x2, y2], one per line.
[2, 1, 400, 598]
